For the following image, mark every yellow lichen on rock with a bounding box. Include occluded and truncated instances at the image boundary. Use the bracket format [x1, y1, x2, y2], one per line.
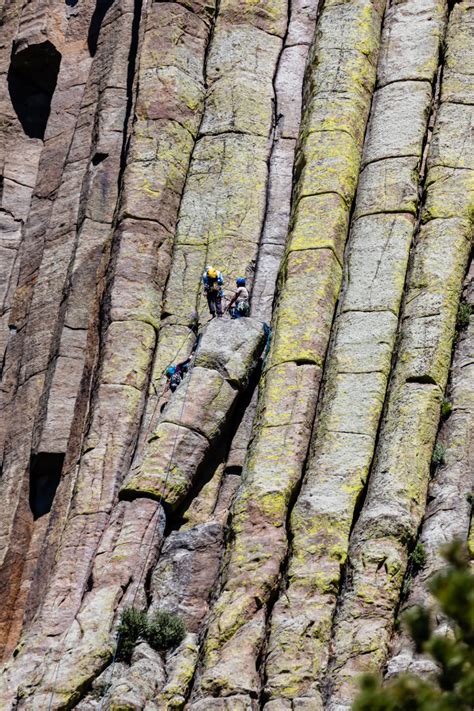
[195, 0, 386, 700]
[325, 1, 474, 705]
[263, 0, 451, 702]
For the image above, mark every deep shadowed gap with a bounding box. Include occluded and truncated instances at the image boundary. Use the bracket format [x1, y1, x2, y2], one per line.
[91, 151, 109, 165]
[88, 0, 115, 56]
[29, 453, 64, 520]
[7, 41, 61, 139]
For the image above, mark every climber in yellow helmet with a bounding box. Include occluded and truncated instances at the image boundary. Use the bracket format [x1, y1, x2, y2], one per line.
[202, 265, 224, 317]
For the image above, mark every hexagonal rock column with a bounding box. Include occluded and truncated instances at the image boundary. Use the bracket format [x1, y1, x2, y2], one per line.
[262, 0, 448, 704]
[325, 1, 474, 706]
[121, 318, 267, 506]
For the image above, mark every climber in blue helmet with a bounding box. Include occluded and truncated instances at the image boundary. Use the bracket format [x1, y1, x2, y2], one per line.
[228, 277, 250, 319]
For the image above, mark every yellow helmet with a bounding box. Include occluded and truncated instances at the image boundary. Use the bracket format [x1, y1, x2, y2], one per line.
[208, 268, 218, 279]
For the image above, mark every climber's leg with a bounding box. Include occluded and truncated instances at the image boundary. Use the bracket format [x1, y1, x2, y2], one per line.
[207, 292, 216, 316]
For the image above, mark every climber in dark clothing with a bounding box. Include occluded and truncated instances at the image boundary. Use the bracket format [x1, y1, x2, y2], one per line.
[202, 265, 224, 317]
[165, 356, 192, 392]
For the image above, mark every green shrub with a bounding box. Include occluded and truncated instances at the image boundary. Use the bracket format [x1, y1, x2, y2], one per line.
[456, 302, 472, 330]
[410, 542, 427, 573]
[353, 541, 474, 711]
[116, 607, 148, 662]
[146, 610, 186, 651]
[116, 607, 185, 663]
[440, 399, 453, 421]
[432, 442, 446, 467]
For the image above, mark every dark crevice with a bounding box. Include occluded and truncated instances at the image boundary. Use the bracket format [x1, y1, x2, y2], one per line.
[165, 362, 262, 536]
[224, 465, 242, 476]
[29, 453, 65, 520]
[91, 151, 108, 166]
[406, 374, 438, 385]
[8, 41, 61, 139]
[88, 0, 115, 56]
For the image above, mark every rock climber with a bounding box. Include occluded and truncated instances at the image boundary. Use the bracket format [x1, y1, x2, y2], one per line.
[202, 265, 224, 317]
[227, 277, 250, 318]
[165, 356, 192, 393]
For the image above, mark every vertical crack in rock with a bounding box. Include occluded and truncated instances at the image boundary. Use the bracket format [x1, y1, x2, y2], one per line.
[251, 0, 321, 324]
[323, 1, 473, 706]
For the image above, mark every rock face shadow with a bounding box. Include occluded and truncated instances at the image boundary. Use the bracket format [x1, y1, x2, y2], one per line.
[29, 453, 64, 520]
[7, 41, 61, 139]
[88, 0, 116, 56]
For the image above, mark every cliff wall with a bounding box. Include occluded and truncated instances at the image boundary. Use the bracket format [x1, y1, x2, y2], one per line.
[0, 0, 472, 709]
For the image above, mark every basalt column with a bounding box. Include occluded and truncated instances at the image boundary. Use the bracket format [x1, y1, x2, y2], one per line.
[263, 0, 448, 705]
[190, 0, 386, 703]
[325, 1, 473, 706]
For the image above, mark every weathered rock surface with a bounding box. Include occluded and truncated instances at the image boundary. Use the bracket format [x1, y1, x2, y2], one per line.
[263, 0, 447, 703]
[386, 261, 474, 679]
[121, 317, 266, 504]
[0, 0, 472, 709]
[324, 2, 473, 706]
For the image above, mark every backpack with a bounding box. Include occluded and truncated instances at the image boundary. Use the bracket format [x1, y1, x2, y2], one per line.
[236, 300, 250, 316]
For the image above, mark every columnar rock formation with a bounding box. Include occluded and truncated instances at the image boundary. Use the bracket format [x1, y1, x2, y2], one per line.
[0, 0, 472, 710]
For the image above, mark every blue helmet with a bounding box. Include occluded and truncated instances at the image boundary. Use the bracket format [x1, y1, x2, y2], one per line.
[236, 277, 246, 287]
[166, 365, 176, 377]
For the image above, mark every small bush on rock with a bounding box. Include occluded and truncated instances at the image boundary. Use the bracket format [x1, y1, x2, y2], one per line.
[116, 607, 148, 662]
[410, 542, 427, 573]
[456, 302, 472, 330]
[146, 610, 186, 651]
[432, 442, 446, 467]
[116, 607, 185, 663]
[440, 398, 453, 421]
